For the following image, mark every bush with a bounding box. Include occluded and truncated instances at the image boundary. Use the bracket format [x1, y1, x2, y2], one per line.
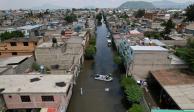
[114, 54, 123, 65]
[85, 45, 96, 59]
[89, 37, 96, 45]
[121, 76, 136, 88]
[125, 85, 143, 103]
[175, 39, 194, 72]
[121, 76, 143, 105]
[128, 104, 144, 112]
[32, 62, 40, 71]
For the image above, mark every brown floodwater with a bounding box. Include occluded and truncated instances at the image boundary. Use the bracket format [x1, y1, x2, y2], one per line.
[67, 20, 126, 112]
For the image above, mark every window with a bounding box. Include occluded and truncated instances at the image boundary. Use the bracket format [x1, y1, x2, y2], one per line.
[10, 42, 17, 46]
[41, 96, 54, 102]
[20, 96, 31, 102]
[12, 52, 17, 55]
[23, 42, 29, 46]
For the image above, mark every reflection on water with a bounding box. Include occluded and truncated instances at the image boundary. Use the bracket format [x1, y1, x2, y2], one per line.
[67, 21, 126, 112]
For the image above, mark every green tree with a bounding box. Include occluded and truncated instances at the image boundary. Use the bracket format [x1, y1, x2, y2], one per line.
[96, 13, 102, 22]
[134, 9, 145, 18]
[64, 13, 77, 23]
[128, 104, 144, 112]
[161, 19, 175, 35]
[0, 31, 24, 41]
[185, 4, 194, 22]
[175, 39, 194, 71]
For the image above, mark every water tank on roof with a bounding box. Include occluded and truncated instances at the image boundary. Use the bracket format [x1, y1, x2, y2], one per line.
[143, 38, 150, 44]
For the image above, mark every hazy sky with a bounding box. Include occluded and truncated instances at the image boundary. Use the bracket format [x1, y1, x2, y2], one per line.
[0, 0, 193, 9]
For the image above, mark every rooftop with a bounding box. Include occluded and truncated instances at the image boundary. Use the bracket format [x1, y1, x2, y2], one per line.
[131, 46, 168, 51]
[18, 24, 43, 30]
[0, 74, 73, 94]
[3, 37, 39, 43]
[0, 55, 32, 67]
[186, 23, 194, 30]
[37, 41, 64, 48]
[151, 69, 194, 110]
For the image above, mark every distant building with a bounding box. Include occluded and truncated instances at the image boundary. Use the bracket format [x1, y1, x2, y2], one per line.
[17, 24, 46, 38]
[144, 12, 156, 20]
[0, 75, 73, 112]
[0, 38, 38, 58]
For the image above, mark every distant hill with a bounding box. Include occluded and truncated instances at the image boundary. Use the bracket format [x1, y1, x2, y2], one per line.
[118, 1, 155, 9]
[152, 0, 194, 9]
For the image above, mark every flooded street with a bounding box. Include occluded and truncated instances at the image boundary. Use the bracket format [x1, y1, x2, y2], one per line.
[67, 20, 125, 112]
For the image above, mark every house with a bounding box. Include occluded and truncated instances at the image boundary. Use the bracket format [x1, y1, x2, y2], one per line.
[0, 38, 38, 58]
[148, 69, 194, 110]
[35, 37, 84, 76]
[0, 74, 73, 112]
[119, 41, 186, 80]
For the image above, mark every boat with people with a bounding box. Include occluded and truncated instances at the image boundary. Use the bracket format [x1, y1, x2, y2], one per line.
[107, 39, 112, 45]
[94, 73, 113, 82]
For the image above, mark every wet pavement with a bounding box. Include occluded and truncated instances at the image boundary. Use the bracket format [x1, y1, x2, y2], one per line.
[67, 20, 126, 112]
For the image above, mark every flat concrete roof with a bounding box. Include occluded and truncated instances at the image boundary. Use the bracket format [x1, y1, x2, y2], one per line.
[0, 74, 73, 94]
[0, 55, 32, 67]
[151, 69, 194, 110]
[131, 46, 168, 51]
[37, 42, 64, 48]
[66, 37, 83, 44]
[0, 67, 9, 74]
[150, 39, 166, 46]
[186, 23, 194, 30]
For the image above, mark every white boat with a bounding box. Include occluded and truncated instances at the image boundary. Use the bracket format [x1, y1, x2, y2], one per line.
[107, 39, 112, 44]
[94, 74, 113, 82]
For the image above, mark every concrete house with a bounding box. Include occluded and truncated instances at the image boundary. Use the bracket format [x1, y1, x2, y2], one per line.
[35, 37, 84, 76]
[0, 75, 73, 112]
